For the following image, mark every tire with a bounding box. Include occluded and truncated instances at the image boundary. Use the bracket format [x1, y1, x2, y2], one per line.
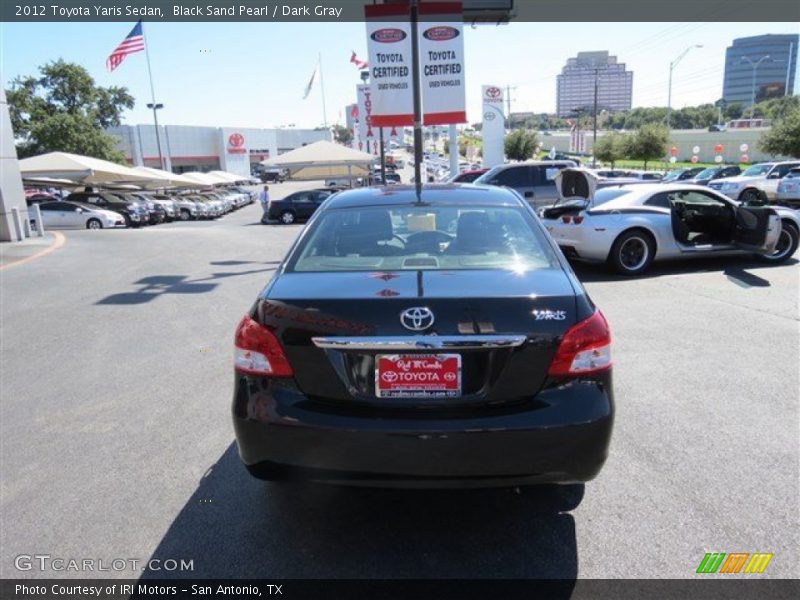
[756, 221, 799, 264]
[280, 211, 296, 225]
[739, 188, 762, 205]
[179, 209, 191, 221]
[609, 229, 655, 276]
[86, 218, 103, 230]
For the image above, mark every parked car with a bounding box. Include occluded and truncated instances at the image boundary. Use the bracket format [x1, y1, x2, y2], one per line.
[266, 189, 335, 224]
[473, 160, 577, 208]
[232, 184, 614, 485]
[542, 153, 580, 165]
[709, 161, 800, 203]
[156, 194, 201, 221]
[661, 167, 705, 183]
[26, 193, 60, 205]
[776, 167, 800, 208]
[64, 191, 148, 227]
[448, 168, 488, 183]
[538, 169, 799, 275]
[259, 169, 286, 183]
[124, 193, 167, 224]
[35, 201, 125, 230]
[687, 165, 741, 186]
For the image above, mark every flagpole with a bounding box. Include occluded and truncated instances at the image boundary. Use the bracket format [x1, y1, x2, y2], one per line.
[318, 52, 328, 128]
[142, 22, 165, 171]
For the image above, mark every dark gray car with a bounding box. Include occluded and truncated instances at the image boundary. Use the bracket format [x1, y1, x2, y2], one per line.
[474, 161, 577, 208]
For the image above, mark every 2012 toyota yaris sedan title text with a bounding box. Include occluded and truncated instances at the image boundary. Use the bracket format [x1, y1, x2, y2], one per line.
[232, 184, 614, 487]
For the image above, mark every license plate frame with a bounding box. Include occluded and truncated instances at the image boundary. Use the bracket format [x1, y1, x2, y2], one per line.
[375, 353, 462, 398]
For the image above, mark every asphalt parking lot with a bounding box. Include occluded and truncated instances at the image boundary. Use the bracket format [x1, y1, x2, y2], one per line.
[0, 183, 798, 580]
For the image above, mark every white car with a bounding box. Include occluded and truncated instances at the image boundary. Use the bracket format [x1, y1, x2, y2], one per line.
[35, 201, 125, 230]
[538, 169, 799, 275]
[709, 161, 800, 203]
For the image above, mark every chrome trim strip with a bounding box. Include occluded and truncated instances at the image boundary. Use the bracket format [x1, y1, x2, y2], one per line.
[311, 335, 527, 351]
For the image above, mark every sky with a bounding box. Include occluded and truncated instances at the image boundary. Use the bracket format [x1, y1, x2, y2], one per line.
[2, 20, 798, 130]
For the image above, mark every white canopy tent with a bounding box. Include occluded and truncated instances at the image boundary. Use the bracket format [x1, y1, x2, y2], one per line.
[18, 152, 156, 186]
[180, 171, 228, 186]
[133, 166, 205, 189]
[207, 170, 249, 184]
[262, 141, 375, 181]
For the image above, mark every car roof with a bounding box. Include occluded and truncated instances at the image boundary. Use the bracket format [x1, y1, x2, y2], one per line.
[324, 184, 525, 209]
[492, 160, 575, 169]
[593, 183, 724, 207]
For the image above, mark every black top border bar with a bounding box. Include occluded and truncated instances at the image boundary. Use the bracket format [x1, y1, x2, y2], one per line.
[3, 0, 800, 22]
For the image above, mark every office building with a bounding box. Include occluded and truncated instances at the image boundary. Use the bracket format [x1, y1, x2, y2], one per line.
[722, 34, 798, 107]
[556, 51, 633, 117]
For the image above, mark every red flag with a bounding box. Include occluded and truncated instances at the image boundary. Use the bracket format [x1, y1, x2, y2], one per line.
[350, 51, 368, 70]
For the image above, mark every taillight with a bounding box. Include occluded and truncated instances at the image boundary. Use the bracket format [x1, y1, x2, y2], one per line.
[572, 215, 584, 224]
[561, 214, 584, 224]
[548, 310, 611, 377]
[561, 215, 571, 224]
[234, 315, 293, 377]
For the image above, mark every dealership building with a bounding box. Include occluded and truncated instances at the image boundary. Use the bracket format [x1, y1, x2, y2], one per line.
[107, 124, 331, 177]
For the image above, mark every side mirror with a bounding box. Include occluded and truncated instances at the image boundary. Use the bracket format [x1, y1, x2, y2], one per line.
[768, 172, 781, 179]
[524, 191, 534, 198]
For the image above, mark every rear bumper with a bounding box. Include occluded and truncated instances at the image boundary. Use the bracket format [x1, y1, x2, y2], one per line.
[232, 375, 614, 487]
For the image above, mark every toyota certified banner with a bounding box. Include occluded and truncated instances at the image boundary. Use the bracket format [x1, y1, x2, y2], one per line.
[418, 1, 466, 125]
[365, 3, 414, 127]
[355, 84, 402, 154]
[481, 84, 505, 167]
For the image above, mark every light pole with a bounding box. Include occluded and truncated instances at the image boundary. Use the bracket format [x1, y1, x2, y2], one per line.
[592, 67, 599, 168]
[146, 102, 164, 170]
[667, 44, 703, 129]
[740, 55, 773, 121]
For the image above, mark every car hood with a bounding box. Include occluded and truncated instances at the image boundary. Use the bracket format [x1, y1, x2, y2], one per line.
[716, 175, 763, 186]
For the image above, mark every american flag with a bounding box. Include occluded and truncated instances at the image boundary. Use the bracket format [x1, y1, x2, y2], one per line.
[106, 21, 145, 72]
[350, 51, 368, 70]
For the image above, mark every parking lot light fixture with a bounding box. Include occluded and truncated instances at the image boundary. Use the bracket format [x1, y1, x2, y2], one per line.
[667, 44, 703, 129]
[740, 55, 779, 121]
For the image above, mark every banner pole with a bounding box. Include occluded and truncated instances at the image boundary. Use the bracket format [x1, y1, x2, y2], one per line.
[142, 22, 164, 170]
[319, 52, 328, 128]
[410, 0, 423, 201]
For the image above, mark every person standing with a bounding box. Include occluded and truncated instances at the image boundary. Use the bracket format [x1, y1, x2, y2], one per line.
[259, 185, 270, 223]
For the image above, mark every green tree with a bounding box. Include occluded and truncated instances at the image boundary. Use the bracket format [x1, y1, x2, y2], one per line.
[332, 124, 352, 145]
[593, 132, 627, 167]
[626, 124, 668, 169]
[504, 129, 538, 161]
[759, 107, 800, 158]
[6, 59, 134, 160]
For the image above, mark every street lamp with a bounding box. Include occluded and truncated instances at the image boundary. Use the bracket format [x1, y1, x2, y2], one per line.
[667, 44, 703, 129]
[146, 102, 165, 171]
[740, 55, 775, 121]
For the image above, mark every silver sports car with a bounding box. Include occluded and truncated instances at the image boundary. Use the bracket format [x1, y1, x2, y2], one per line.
[539, 169, 800, 275]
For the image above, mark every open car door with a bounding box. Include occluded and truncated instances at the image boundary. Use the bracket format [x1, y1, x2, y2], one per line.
[733, 206, 782, 253]
[545, 168, 598, 219]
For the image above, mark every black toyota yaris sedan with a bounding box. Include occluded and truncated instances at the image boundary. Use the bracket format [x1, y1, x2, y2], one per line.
[233, 184, 614, 487]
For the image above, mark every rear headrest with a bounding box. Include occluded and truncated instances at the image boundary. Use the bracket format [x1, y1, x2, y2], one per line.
[456, 211, 490, 239]
[359, 210, 394, 241]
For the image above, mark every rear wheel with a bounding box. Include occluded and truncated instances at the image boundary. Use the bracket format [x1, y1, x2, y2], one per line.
[280, 211, 296, 225]
[179, 209, 191, 221]
[756, 221, 799, 264]
[609, 229, 655, 275]
[86, 218, 103, 230]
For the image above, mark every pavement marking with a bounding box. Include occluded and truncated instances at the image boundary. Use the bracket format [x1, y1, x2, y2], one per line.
[0, 231, 66, 271]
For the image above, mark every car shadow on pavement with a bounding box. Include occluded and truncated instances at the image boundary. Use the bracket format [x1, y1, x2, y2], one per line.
[96, 267, 277, 305]
[141, 443, 581, 580]
[571, 256, 796, 284]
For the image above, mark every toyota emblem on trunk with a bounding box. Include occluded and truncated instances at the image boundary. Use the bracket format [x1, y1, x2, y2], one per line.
[400, 307, 435, 331]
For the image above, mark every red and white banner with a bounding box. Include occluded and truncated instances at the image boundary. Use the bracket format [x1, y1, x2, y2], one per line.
[355, 84, 400, 154]
[418, 1, 466, 125]
[365, 3, 414, 127]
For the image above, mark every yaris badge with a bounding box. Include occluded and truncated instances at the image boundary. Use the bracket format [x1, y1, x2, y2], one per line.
[400, 307, 435, 331]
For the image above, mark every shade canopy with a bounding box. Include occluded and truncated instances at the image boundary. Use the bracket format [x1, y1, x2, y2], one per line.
[180, 171, 228, 186]
[262, 140, 375, 180]
[18, 152, 154, 185]
[133, 166, 205, 189]
[207, 170, 249, 184]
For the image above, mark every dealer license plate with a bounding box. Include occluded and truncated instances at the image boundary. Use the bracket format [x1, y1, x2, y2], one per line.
[375, 354, 461, 398]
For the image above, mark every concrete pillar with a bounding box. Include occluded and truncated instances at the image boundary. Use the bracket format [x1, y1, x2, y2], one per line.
[0, 82, 27, 242]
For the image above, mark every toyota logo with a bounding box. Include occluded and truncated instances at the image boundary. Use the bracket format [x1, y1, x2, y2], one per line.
[228, 133, 244, 147]
[485, 86, 501, 99]
[400, 307, 435, 331]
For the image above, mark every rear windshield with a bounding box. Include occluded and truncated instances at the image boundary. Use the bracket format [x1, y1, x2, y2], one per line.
[592, 188, 633, 206]
[661, 170, 686, 182]
[287, 205, 559, 272]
